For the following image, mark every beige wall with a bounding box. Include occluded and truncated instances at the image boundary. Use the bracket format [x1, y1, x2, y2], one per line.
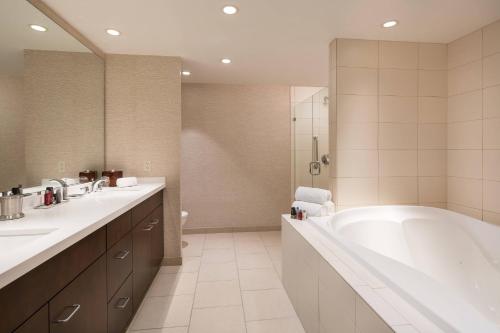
[0, 75, 25, 191]
[181, 83, 291, 231]
[330, 39, 447, 211]
[106, 54, 182, 260]
[24, 50, 104, 186]
[447, 20, 500, 224]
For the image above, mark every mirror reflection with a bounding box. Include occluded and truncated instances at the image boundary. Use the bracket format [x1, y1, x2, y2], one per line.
[0, 0, 104, 192]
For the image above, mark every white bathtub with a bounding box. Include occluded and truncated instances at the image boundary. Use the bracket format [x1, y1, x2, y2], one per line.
[309, 206, 500, 333]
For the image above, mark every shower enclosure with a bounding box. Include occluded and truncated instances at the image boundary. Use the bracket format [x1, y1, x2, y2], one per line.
[291, 87, 329, 194]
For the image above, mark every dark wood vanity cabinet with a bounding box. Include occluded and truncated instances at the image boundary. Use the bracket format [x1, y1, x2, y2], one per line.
[0, 190, 164, 333]
[49, 255, 107, 333]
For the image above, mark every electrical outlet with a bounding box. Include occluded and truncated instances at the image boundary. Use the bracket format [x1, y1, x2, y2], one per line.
[144, 160, 152, 172]
[57, 161, 66, 173]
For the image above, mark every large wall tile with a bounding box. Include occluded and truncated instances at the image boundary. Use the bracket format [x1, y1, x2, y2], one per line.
[380, 69, 418, 96]
[419, 70, 447, 97]
[419, 43, 447, 70]
[379, 96, 418, 123]
[337, 95, 378, 123]
[337, 67, 378, 95]
[484, 118, 500, 149]
[484, 85, 500, 119]
[483, 20, 500, 57]
[447, 120, 482, 149]
[418, 124, 447, 149]
[337, 39, 379, 68]
[447, 177, 482, 209]
[447, 150, 483, 178]
[483, 53, 500, 88]
[448, 90, 482, 122]
[448, 30, 482, 69]
[419, 177, 447, 203]
[484, 150, 500, 181]
[418, 150, 447, 176]
[483, 180, 500, 213]
[379, 41, 418, 69]
[336, 178, 378, 206]
[448, 61, 482, 96]
[447, 202, 483, 220]
[483, 210, 500, 225]
[379, 150, 418, 177]
[419, 97, 447, 123]
[338, 123, 378, 149]
[379, 123, 417, 149]
[379, 177, 418, 204]
[337, 150, 379, 177]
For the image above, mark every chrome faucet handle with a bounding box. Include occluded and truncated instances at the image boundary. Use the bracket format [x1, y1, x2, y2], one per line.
[49, 179, 69, 200]
[92, 177, 109, 192]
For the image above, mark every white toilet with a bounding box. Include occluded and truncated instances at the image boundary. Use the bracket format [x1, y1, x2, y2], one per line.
[181, 210, 189, 227]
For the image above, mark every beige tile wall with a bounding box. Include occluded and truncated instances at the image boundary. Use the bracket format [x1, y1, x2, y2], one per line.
[24, 50, 104, 186]
[330, 39, 447, 210]
[447, 20, 500, 224]
[181, 83, 290, 231]
[105, 54, 182, 260]
[0, 75, 26, 191]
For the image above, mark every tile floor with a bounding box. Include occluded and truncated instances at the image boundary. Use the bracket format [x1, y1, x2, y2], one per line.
[127, 231, 305, 333]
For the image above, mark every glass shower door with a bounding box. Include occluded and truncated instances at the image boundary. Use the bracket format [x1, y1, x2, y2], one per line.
[292, 87, 329, 192]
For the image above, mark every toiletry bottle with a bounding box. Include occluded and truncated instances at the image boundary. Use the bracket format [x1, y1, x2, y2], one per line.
[55, 188, 63, 204]
[297, 209, 303, 221]
[44, 187, 53, 206]
[302, 210, 307, 220]
[291, 207, 297, 219]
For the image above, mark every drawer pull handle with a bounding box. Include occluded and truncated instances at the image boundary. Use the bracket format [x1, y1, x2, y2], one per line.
[114, 249, 130, 260]
[55, 304, 81, 323]
[150, 218, 160, 225]
[115, 297, 130, 309]
[143, 225, 154, 231]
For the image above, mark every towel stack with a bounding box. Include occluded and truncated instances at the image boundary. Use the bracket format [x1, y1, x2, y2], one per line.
[292, 186, 335, 217]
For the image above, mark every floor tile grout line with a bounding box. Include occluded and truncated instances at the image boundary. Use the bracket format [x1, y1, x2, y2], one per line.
[184, 233, 205, 332]
[233, 232, 249, 333]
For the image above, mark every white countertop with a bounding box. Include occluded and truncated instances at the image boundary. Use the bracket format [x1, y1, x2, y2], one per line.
[0, 179, 165, 289]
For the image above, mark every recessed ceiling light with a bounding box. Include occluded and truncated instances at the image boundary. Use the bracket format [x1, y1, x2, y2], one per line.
[106, 28, 121, 36]
[30, 24, 47, 32]
[182, 71, 191, 76]
[221, 58, 232, 64]
[222, 5, 238, 15]
[382, 20, 398, 28]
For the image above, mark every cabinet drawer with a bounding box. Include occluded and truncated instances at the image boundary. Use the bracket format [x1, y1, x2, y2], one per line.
[49, 255, 107, 333]
[132, 218, 153, 311]
[107, 211, 132, 249]
[14, 304, 48, 333]
[107, 233, 133, 301]
[0, 227, 106, 333]
[107, 274, 133, 333]
[131, 191, 162, 226]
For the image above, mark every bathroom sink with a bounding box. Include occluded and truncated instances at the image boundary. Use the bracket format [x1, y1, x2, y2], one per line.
[0, 226, 58, 237]
[0, 226, 58, 253]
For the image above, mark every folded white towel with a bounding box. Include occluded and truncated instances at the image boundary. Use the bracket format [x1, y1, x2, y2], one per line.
[292, 201, 323, 217]
[117, 177, 138, 188]
[295, 186, 332, 204]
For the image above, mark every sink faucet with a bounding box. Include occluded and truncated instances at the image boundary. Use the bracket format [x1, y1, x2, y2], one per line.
[49, 179, 68, 201]
[92, 177, 109, 192]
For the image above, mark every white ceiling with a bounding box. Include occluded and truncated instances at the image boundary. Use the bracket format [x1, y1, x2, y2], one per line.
[0, 0, 89, 75]
[43, 0, 500, 86]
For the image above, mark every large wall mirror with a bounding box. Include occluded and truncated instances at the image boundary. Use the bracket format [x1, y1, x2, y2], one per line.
[0, 0, 104, 191]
